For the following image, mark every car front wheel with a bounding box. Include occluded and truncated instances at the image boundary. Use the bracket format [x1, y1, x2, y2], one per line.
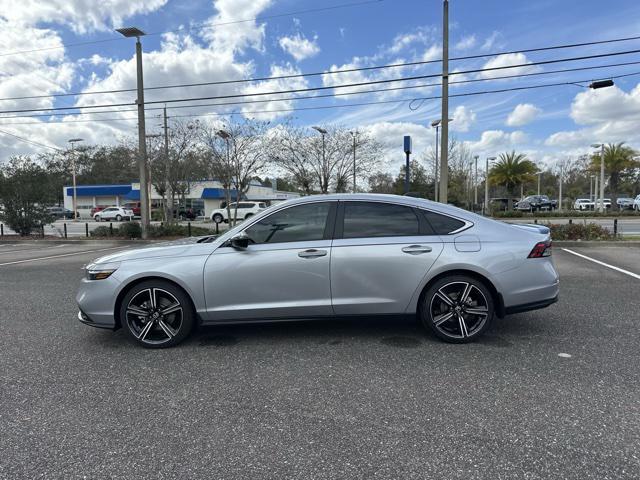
[421, 275, 494, 343]
[116, 214, 122, 221]
[95, 215, 101, 222]
[212, 213, 224, 224]
[120, 280, 195, 348]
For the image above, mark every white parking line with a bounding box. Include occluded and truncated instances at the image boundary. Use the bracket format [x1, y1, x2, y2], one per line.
[0, 244, 68, 255]
[561, 248, 640, 280]
[0, 246, 124, 266]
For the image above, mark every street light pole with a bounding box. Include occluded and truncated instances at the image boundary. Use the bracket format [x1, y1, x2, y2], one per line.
[350, 131, 358, 193]
[474, 155, 478, 208]
[485, 157, 496, 216]
[537, 171, 542, 195]
[68, 138, 83, 221]
[117, 27, 149, 238]
[591, 143, 606, 213]
[312, 126, 328, 193]
[439, 0, 450, 204]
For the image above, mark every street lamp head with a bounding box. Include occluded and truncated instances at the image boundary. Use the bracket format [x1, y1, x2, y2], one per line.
[68, 138, 83, 143]
[116, 27, 146, 38]
[591, 143, 604, 149]
[487, 156, 497, 161]
[431, 118, 453, 128]
[216, 129, 231, 139]
[312, 126, 328, 135]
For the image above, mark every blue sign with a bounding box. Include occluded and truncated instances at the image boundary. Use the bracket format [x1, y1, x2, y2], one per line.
[403, 135, 412, 154]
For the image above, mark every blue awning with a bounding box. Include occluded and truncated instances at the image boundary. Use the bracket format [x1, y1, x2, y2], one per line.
[65, 185, 132, 197]
[124, 189, 140, 200]
[201, 188, 238, 200]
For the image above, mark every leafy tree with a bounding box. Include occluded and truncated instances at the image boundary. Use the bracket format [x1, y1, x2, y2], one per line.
[589, 142, 639, 209]
[393, 160, 433, 198]
[0, 157, 56, 235]
[489, 151, 537, 210]
[368, 172, 395, 194]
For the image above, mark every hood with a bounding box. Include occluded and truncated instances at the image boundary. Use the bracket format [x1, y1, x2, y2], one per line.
[90, 236, 221, 265]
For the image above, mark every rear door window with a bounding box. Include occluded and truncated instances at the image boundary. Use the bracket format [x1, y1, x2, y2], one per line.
[342, 202, 420, 239]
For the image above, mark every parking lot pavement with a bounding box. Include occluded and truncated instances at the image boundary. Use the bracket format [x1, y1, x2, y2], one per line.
[0, 244, 638, 479]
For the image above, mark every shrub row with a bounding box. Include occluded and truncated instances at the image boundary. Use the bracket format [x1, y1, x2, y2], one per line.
[548, 223, 613, 241]
[493, 210, 639, 218]
[90, 222, 212, 239]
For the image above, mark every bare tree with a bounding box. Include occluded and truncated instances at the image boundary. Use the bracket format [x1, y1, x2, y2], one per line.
[199, 118, 272, 226]
[271, 124, 381, 194]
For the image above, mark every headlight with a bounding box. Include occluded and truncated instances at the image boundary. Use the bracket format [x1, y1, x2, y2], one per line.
[85, 261, 121, 280]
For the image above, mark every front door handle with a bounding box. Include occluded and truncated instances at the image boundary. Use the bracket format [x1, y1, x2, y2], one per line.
[402, 245, 433, 255]
[298, 249, 328, 259]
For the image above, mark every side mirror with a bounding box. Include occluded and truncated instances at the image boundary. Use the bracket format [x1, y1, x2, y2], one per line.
[230, 232, 250, 250]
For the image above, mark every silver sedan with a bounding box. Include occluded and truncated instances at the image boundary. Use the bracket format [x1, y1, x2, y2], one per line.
[77, 194, 559, 348]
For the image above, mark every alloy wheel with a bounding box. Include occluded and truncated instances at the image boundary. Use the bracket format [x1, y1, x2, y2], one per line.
[125, 288, 184, 346]
[429, 281, 489, 339]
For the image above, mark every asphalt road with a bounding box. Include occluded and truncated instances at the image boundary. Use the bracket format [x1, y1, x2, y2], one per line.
[0, 242, 639, 479]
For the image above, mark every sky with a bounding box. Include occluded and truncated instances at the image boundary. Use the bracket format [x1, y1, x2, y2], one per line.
[1, 0, 640, 175]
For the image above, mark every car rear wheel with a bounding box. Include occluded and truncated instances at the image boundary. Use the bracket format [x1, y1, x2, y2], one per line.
[95, 215, 101, 222]
[120, 280, 195, 348]
[212, 213, 223, 224]
[420, 275, 494, 343]
[116, 214, 122, 221]
[244, 213, 253, 220]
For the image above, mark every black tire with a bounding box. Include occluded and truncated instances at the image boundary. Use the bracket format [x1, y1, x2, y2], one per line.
[116, 214, 122, 221]
[420, 275, 494, 343]
[212, 213, 224, 224]
[120, 280, 195, 349]
[95, 215, 101, 222]
[244, 213, 253, 220]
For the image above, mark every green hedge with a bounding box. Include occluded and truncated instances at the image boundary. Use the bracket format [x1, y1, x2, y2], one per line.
[549, 223, 613, 241]
[493, 210, 639, 219]
[90, 221, 212, 239]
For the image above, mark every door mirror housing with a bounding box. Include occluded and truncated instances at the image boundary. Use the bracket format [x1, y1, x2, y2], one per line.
[230, 232, 250, 250]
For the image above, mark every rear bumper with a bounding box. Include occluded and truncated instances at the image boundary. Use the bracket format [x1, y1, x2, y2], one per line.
[505, 294, 558, 315]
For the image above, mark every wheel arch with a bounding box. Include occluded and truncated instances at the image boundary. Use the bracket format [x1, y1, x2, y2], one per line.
[114, 275, 201, 329]
[415, 269, 505, 319]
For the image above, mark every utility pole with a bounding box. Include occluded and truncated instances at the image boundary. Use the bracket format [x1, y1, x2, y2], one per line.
[558, 168, 563, 213]
[485, 157, 496, 216]
[117, 27, 149, 238]
[537, 172, 542, 195]
[439, 0, 450, 204]
[591, 143, 606, 212]
[162, 106, 171, 222]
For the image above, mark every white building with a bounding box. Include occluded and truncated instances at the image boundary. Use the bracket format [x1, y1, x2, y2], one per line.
[62, 180, 300, 218]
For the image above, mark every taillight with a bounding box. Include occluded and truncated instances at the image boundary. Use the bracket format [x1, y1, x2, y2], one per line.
[528, 240, 552, 258]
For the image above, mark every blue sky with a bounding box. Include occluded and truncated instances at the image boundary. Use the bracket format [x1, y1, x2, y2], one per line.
[1, 0, 640, 172]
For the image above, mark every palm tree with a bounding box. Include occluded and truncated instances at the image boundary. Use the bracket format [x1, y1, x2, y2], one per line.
[589, 142, 639, 210]
[489, 151, 537, 210]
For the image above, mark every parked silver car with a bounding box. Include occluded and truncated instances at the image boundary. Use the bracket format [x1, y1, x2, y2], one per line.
[77, 194, 559, 348]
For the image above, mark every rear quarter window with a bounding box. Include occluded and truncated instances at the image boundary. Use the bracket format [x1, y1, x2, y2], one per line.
[422, 210, 466, 235]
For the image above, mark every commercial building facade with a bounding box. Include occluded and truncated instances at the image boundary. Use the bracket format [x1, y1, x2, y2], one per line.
[62, 180, 300, 218]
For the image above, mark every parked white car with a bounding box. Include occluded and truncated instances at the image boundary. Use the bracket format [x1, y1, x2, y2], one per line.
[573, 199, 594, 211]
[94, 206, 134, 222]
[210, 202, 267, 224]
[634, 194, 640, 212]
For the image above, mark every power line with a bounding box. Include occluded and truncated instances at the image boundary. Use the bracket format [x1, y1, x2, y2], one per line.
[0, 128, 61, 150]
[1, 33, 640, 102]
[3, 59, 640, 122]
[0, 0, 384, 59]
[4, 73, 640, 126]
[1, 47, 639, 116]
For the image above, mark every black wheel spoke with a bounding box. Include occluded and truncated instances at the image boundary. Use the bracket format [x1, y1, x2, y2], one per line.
[126, 288, 183, 345]
[430, 280, 490, 340]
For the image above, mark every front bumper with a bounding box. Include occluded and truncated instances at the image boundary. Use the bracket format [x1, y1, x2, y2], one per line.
[78, 310, 117, 330]
[76, 276, 120, 329]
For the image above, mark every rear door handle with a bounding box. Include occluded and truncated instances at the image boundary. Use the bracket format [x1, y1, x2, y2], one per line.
[298, 249, 328, 259]
[402, 245, 433, 255]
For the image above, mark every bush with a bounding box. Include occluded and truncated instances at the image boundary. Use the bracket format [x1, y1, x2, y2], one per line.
[90, 221, 212, 239]
[549, 222, 614, 241]
[119, 221, 142, 239]
[90, 226, 113, 237]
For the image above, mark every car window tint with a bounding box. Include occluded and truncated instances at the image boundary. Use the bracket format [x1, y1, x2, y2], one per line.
[423, 210, 466, 235]
[343, 202, 419, 238]
[245, 203, 330, 244]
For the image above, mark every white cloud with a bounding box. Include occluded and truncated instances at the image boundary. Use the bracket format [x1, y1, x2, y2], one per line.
[455, 35, 476, 51]
[361, 121, 432, 172]
[279, 33, 320, 61]
[202, 0, 273, 54]
[467, 130, 528, 153]
[422, 44, 441, 62]
[451, 105, 476, 132]
[480, 53, 539, 80]
[506, 103, 541, 127]
[0, 0, 167, 33]
[386, 27, 433, 55]
[481, 31, 502, 51]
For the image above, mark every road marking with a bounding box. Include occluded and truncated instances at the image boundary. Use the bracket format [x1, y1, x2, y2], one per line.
[561, 248, 640, 280]
[0, 244, 68, 255]
[0, 246, 124, 266]
[558, 353, 572, 358]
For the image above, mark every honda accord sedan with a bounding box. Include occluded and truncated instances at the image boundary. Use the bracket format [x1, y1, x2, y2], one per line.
[77, 194, 559, 348]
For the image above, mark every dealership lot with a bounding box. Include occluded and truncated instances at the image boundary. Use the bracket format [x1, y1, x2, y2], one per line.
[0, 242, 638, 479]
